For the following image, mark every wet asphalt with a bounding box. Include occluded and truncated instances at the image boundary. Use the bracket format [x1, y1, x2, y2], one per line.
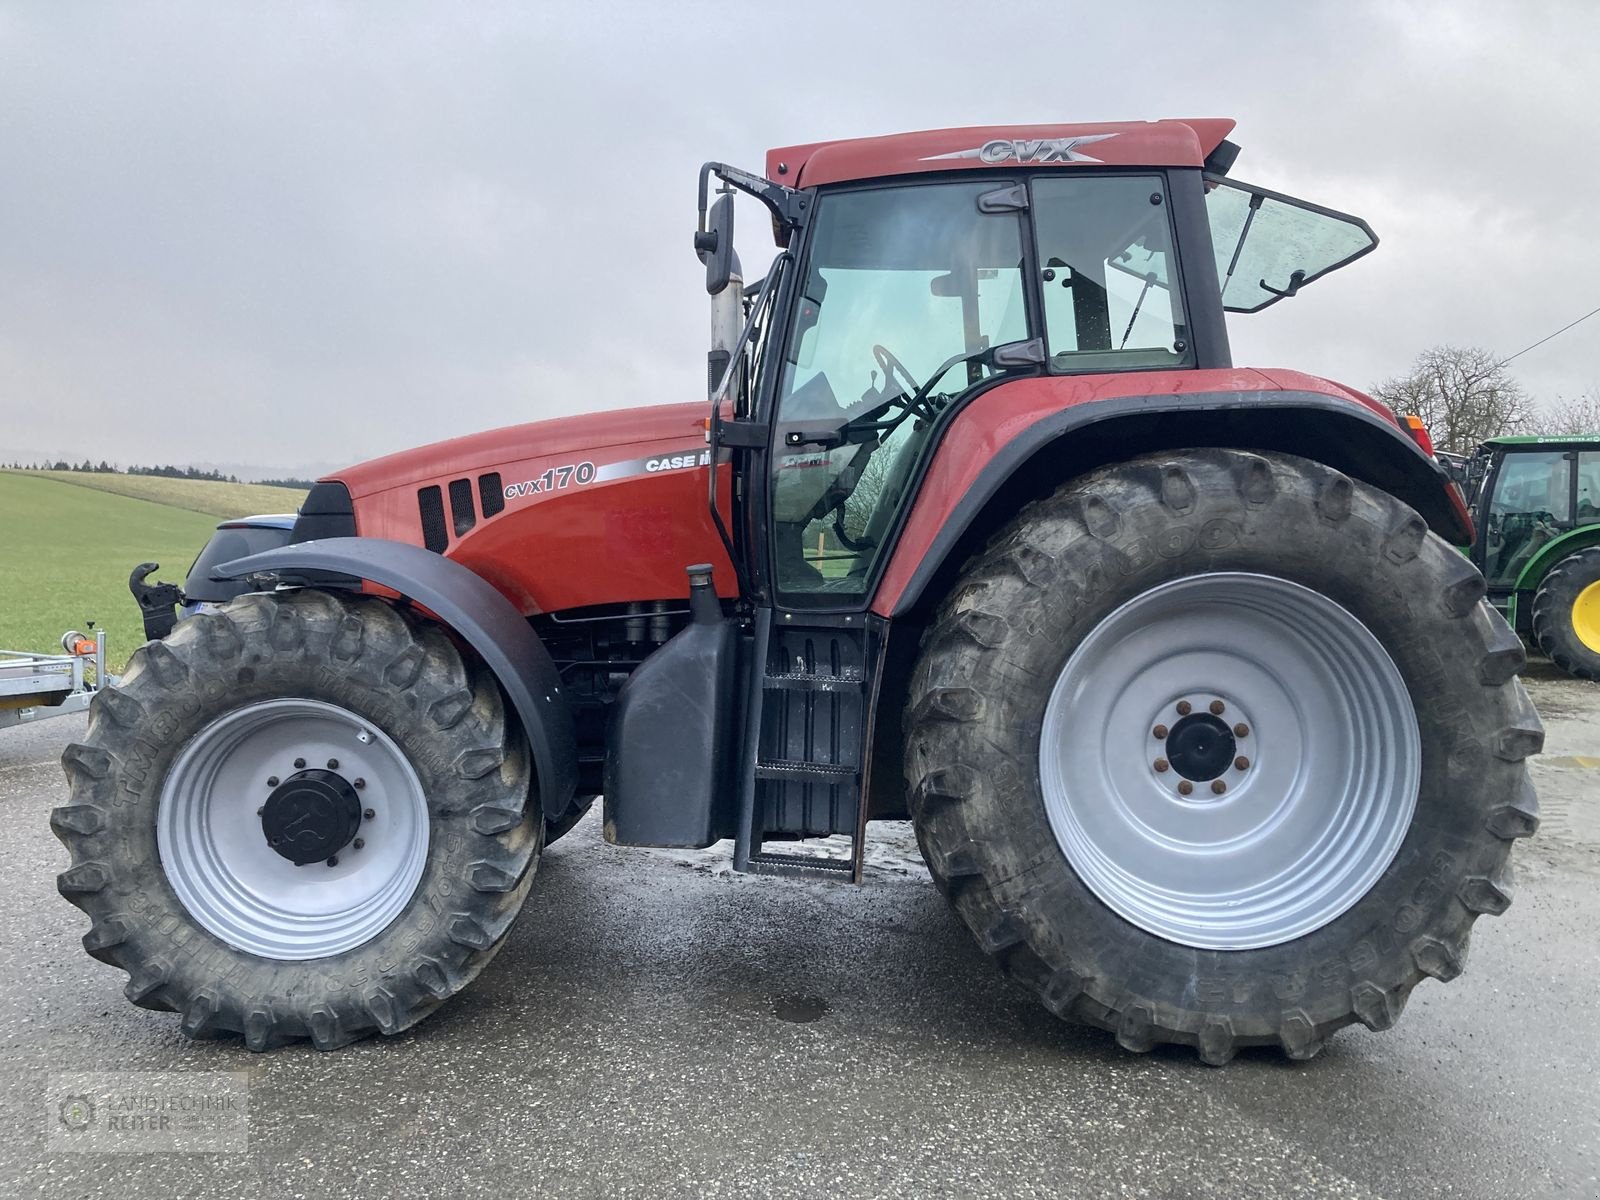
[1, 663, 1598, 1199]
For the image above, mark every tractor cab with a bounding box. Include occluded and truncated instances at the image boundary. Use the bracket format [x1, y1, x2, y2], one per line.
[1465, 436, 1600, 672]
[1467, 437, 1600, 584]
[695, 122, 1380, 614]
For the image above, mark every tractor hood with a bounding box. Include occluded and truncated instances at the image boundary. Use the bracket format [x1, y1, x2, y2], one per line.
[317, 398, 733, 616]
[331, 402, 707, 500]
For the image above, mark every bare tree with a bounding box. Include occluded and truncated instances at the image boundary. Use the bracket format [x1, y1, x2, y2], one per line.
[1371, 345, 1533, 454]
[839, 443, 898, 545]
[1545, 388, 1600, 435]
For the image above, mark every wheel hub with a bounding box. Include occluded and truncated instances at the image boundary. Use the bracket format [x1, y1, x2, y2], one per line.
[1574, 578, 1600, 654]
[1163, 712, 1236, 782]
[260, 769, 362, 865]
[158, 698, 430, 961]
[1039, 572, 1421, 951]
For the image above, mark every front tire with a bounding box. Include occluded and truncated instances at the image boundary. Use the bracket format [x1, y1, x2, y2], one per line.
[1531, 545, 1600, 680]
[54, 589, 541, 1050]
[906, 449, 1542, 1063]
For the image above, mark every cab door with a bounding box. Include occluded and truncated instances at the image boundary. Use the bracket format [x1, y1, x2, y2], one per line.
[761, 180, 1032, 610]
[1478, 448, 1577, 588]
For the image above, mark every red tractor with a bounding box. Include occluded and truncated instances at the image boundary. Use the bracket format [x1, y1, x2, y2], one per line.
[55, 119, 1542, 1063]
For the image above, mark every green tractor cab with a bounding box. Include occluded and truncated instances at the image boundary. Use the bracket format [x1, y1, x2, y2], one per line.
[1466, 434, 1600, 679]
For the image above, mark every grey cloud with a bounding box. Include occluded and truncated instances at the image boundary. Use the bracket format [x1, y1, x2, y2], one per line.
[1, 0, 1596, 475]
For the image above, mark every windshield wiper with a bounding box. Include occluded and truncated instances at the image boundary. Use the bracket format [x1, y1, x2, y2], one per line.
[901, 337, 1047, 419]
[782, 338, 1046, 451]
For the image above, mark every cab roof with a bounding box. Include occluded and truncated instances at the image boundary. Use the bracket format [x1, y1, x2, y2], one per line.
[766, 119, 1237, 189]
[1482, 434, 1599, 447]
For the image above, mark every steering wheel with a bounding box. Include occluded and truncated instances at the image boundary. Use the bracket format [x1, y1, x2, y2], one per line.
[872, 344, 921, 409]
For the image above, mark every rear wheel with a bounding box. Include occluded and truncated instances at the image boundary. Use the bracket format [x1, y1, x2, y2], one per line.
[54, 589, 541, 1050]
[1532, 545, 1600, 680]
[906, 449, 1542, 1063]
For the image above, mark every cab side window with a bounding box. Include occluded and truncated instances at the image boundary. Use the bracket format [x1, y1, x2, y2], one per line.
[1578, 451, 1600, 523]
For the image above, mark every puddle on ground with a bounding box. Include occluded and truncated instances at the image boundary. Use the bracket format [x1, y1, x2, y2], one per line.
[773, 994, 831, 1024]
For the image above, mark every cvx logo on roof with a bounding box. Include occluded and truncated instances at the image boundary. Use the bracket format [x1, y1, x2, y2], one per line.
[922, 133, 1118, 166]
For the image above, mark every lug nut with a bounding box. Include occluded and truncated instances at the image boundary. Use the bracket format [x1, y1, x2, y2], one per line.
[354, 778, 366, 790]
[1176, 700, 1192, 716]
[363, 808, 375, 820]
[1211, 779, 1228, 795]
[1177, 780, 1194, 796]
[1152, 724, 1169, 740]
[1235, 756, 1250, 771]
[353, 838, 365, 851]
[326, 856, 338, 868]
[257, 806, 265, 817]
[1234, 723, 1250, 738]
[1154, 758, 1170, 773]
[1210, 700, 1226, 715]
[327, 758, 339, 770]
[293, 757, 306, 769]
[266, 776, 279, 788]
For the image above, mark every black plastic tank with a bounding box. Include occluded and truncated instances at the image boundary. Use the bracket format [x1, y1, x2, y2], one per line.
[603, 564, 739, 848]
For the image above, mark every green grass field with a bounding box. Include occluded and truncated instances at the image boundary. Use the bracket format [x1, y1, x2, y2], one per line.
[15, 470, 306, 519]
[0, 473, 269, 672]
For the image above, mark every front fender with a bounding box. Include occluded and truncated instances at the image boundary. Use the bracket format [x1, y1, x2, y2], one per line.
[213, 537, 578, 822]
[1514, 525, 1600, 594]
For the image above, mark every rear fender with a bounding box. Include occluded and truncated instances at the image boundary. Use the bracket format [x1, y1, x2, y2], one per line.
[212, 537, 578, 822]
[874, 388, 1472, 619]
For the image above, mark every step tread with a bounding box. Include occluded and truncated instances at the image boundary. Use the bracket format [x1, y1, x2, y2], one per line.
[755, 759, 857, 779]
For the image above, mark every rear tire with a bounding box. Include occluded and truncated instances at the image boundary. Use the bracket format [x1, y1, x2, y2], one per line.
[1531, 545, 1600, 680]
[54, 589, 541, 1050]
[906, 449, 1542, 1063]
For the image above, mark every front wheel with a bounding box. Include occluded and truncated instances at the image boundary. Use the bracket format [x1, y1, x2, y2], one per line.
[906, 449, 1542, 1063]
[54, 589, 541, 1050]
[1531, 544, 1600, 680]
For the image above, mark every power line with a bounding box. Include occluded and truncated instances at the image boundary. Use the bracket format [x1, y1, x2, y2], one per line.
[1497, 303, 1600, 368]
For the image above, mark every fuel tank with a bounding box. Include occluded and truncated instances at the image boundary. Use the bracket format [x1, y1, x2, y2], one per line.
[325, 403, 735, 615]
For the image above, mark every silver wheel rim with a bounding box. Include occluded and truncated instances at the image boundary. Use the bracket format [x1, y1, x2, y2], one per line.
[158, 699, 430, 961]
[1039, 572, 1420, 951]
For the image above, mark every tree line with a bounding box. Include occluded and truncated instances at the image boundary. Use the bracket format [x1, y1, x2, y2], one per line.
[6, 461, 313, 488]
[1373, 345, 1600, 455]
[8, 460, 241, 481]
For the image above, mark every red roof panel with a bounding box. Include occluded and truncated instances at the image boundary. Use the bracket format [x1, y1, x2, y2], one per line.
[766, 119, 1236, 188]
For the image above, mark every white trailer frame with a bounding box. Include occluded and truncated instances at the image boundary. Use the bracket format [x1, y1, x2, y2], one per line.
[0, 631, 116, 730]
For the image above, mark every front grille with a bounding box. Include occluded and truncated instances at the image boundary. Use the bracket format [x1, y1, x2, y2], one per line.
[479, 472, 505, 517]
[448, 477, 476, 537]
[417, 486, 448, 552]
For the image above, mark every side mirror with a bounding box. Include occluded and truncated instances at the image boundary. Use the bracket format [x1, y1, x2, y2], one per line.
[694, 192, 737, 296]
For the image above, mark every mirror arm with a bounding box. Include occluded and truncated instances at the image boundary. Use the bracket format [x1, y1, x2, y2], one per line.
[698, 162, 810, 239]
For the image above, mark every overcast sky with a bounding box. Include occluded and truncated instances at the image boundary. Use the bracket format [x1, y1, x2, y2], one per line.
[1, 1, 1596, 477]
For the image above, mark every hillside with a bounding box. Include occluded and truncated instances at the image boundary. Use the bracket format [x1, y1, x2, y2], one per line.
[0, 473, 222, 672]
[9, 470, 307, 520]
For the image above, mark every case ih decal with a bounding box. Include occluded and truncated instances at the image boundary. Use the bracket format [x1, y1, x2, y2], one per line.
[502, 448, 714, 504]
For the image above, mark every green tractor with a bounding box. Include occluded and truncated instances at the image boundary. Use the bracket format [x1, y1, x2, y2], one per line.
[1464, 435, 1600, 679]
